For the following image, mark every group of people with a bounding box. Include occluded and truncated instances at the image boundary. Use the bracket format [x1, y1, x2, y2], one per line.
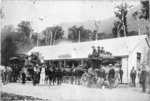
[20, 63, 63, 86]
[130, 65, 150, 93]
[1, 64, 21, 85]
[2, 60, 150, 93]
[86, 64, 123, 89]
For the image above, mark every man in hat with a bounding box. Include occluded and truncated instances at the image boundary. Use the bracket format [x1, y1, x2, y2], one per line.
[140, 66, 147, 92]
[108, 64, 115, 89]
[97, 46, 101, 57]
[130, 67, 136, 87]
[92, 46, 97, 57]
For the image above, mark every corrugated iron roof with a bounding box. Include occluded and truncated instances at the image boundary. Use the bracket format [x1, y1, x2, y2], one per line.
[27, 35, 147, 60]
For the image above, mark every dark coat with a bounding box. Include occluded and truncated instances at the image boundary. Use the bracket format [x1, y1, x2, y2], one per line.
[130, 69, 136, 78]
[119, 70, 123, 75]
[108, 68, 115, 79]
[140, 70, 147, 82]
[98, 70, 105, 78]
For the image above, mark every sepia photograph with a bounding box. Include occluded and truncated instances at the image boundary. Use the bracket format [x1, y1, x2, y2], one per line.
[0, 0, 150, 101]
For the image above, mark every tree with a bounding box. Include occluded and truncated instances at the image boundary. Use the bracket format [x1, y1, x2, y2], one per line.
[42, 26, 64, 45]
[95, 21, 101, 40]
[140, 0, 150, 37]
[17, 21, 33, 39]
[68, 26, 92, 42]
[0, 5, 4, 65]
[68, 26, 79, 42]
[1, 31, 18, 66]
[127, 31, 139, 36]
[107, 33, 114, 39]
[114, 3, 133, 37]
[140, 0, 149, 20]
[132, 11, 141, 35]
[97, 32, 107, 40]
[112, 20, 122, 37]
[30, 32, 38, 46]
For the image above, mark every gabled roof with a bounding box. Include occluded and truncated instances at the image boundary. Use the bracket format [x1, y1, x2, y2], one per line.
[28, 35, 147, 60]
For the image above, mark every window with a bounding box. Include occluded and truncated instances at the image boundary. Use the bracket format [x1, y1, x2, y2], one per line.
[137, 52, 141, 69]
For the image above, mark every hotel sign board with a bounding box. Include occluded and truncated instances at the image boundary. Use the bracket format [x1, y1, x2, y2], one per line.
[58, 54, 72, 59]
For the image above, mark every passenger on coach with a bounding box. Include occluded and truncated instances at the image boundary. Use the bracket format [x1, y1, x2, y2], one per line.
[97, 46, 101, 57]
[92, 46, 97, 57]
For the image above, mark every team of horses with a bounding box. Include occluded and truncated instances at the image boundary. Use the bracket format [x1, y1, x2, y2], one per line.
[44, 65, 86, 85]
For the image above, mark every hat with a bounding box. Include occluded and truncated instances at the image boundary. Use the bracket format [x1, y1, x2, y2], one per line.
[109, 64, 113, 66]
[92, 46, 95, 48]
[97, 46, 100, 48]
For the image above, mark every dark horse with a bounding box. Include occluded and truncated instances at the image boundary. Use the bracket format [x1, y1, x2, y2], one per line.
[73, 67, 85, 85]
[62, 67, 73, 83]
[47, 66, 54, 85]
[47, 65, 63, 85]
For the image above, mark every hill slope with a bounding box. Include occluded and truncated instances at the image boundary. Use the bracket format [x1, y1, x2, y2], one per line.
[58, 5, 149, 38]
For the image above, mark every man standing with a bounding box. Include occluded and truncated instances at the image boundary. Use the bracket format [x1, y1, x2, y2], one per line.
[148, 68, 150, 94]
[99, 66, 106, 88]
[33, 65, 39, 86]
[21, 66, 27, 84]
[137, 68, 141, 87]
[119, 67, 123, 84]
[140, 66, 147, 92]
[87, 66, 95, 88]
[130, 67, 136, 87]
[39, 64, 46, 86]
[108, 64, 115, 89]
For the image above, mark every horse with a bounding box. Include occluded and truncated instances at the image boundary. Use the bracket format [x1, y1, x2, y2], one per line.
[62, 67, 73, 83]
[12, 64, 20, 82]
[73, 67, 85, 85]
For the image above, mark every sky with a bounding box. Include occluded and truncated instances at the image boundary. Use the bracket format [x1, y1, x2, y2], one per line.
[2, 0, 140, 32]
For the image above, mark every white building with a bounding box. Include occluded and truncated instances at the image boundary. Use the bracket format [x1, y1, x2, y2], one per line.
[28, 35, 150, 84]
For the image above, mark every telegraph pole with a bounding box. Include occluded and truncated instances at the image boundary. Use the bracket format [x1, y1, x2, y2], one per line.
[36, 33, 39, 46]
[79, 30, 80, 42]
[95, 20, 100, 40]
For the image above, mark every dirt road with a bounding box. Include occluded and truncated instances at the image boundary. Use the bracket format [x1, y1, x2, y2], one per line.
[1, 83, 150, 101]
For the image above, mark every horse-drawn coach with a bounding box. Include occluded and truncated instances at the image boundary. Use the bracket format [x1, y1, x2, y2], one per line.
[80, 46, 120, 88]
